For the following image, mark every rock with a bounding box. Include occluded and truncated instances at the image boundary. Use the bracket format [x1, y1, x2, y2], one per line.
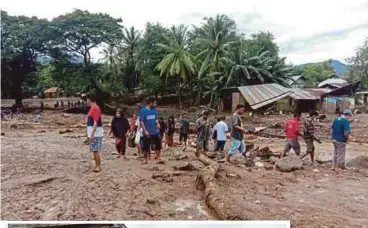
[346, 156, 368, 169]
[146, 198, 158, 204]
[269, 156, 278, 164]
[55, 121, 65, 125]
[162, 173, 174, 182]
[264, 165, 274, 170]
[255, 162, 264, 167]
[1, 132, 4, 136]
[59, 129, 73, 134]
[111, 151, 118, 155]
[62, 113, 71, 118]
[255, 200, 261, 204]
[244, 158, 255, 167]
[173, 162, 198, 171]
[152, 172, 163, 179]
[276, 156, 303, 172]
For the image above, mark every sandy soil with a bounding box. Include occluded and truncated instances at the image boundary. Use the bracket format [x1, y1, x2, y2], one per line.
[1, 111, 368, 227]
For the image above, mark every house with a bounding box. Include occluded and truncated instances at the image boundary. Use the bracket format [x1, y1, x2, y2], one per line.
[220, 83, 318, 113]
[44, 87, 64, 98]
[287, 75, 307, 88]
[317, 75, 348, 89]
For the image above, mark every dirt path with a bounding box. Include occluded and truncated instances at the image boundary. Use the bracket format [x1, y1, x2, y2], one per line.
[1, 112, 368, 227]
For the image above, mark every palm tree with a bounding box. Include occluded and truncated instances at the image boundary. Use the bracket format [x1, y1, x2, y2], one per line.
[156, 24, 196, 109]
[194, 14, 238, 105]
[122, 26, 141, 90]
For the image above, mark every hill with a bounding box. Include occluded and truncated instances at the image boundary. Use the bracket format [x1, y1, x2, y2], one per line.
[296, 59, 349, 77]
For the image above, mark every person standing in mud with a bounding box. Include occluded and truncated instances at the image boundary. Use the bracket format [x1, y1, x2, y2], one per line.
[281, 112, 302, 158]
[300, 110, 319, 163]
[179, 114, 189, 146]
[214, 116, 229, 153]
[86, 94, 103, 172]
[195, 111, 211, 156]
[331, 109, 352, 170]
[166, 116, 175, 147]
[158, 117, 166, 141]
[226, 105, 247, 164]
[110, 109, 130, 160]
[139, 97, 162, 164]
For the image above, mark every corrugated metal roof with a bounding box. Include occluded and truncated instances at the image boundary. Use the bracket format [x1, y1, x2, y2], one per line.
[289, 88, 319, 100]
[287, 75, 305, 85]
[304, 88, 332, 97]
[238, 83, 292, 109]
[318, 78, 347, 88]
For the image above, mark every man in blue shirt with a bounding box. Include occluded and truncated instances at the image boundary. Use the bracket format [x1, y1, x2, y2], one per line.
[331, 109, 352, 170]
[139, 97, 161, 164]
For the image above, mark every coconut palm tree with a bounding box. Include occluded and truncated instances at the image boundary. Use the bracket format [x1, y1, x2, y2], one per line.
[122, 26, 141, 90]
[156, 24, 196, 109]
[193, 14, 239, 105]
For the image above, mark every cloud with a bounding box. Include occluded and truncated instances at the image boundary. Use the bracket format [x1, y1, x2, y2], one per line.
[1, 0, 367, 64]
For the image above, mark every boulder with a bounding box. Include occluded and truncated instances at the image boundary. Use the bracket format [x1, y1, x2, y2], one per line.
[346, 156, 368, 169]
[276, 156, 303, 172]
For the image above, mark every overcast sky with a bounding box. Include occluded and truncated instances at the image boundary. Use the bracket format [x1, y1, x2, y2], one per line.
[1, 0, 368, 64]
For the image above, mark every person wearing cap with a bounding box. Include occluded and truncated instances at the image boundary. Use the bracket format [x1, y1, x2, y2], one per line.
[331, 109, 352, 170]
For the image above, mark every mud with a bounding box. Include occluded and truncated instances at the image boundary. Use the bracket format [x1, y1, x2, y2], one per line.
[1, 111, 368, 227]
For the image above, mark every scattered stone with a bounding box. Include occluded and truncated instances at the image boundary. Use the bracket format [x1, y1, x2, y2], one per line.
[152, 172, 163, 179]
[269, 156, 278, 164]
[346, 156, 368, 169]
[162, 173, 174, 182]
[243, 158, 255, 167]
[225, 172, 241, 179]
[146, 198, 158, 204]
[255, 162, 264, 167]
[276, 156, 303, 172]
[312, 169, 320, 173]
[264, 165, 274, 170]
[255, 200, 261, 204]
[59, 129, 73, 134]
[62, 113, 71, 118]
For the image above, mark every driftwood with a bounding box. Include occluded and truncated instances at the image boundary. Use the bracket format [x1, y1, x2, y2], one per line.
[195, 153, 246, 220]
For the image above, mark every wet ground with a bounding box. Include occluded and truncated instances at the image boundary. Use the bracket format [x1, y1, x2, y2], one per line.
[1, 111, 368, 227]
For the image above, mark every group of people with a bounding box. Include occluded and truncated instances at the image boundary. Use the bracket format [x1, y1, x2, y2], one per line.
[84, 94, 353, 172]
[283, 109, 352, 171]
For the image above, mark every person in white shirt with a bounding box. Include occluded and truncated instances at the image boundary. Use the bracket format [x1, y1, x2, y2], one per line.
[214, 116, 229, 152]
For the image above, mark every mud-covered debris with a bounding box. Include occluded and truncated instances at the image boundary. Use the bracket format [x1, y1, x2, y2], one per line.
[149, 166, 160, 171]
[173, 162, 198, 171]
[146, 197, 159, 204]
[10, 124, 17, 129]
[244, 134, 257, 140]
[37, 130, 46, 133]
[156, 160, 165, 165]
[346, 155, 368, 169]
[225, 172, 241, 179]
[264, 165, 274, 170]
[1, 132, 5, 136]
[205, 152, 217, 159]
[62, 113, 71, 118]
[243, 158, 255, 167]
[276, 156, 303, 172]
[55, 121, 65, 125]
[162, 173, 174, 182]
[59, 129, 73, 134]
[152, 172, 163, 179]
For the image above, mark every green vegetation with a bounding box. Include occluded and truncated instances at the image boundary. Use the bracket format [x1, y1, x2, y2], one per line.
[1, 9, 331, 109]
[345, 38, 368, 88]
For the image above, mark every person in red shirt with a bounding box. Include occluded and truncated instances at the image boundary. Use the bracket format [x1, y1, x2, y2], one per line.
[86, 94, 103, 172]
[281, 112, 301, 158]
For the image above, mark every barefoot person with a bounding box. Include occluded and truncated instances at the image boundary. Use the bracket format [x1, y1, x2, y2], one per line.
[281, 112, 302, 158]
[331, 109, 352, 170]
[86, 94, 103, 172]
[300, 110, 319, 163]
[226, 105, 247, 164]
[195, 111, 211, 156]
[110, 109, 130, 159]
[139, 97, 162, 164]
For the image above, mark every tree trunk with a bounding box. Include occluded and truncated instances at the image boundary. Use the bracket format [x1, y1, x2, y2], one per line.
[195, 87, 202, 106]
[177, 81, 182, 109]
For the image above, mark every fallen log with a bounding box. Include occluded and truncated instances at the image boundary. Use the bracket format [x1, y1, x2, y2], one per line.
[195, 153, 247, 220]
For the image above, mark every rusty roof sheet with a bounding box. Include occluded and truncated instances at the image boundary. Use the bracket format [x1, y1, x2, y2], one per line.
[238, 83, 292, 109]
[304, 88, 332, 97]
[289, 88, 319, 100]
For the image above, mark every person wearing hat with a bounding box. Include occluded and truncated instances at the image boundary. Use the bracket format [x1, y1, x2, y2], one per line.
[331, 109, 352, 170]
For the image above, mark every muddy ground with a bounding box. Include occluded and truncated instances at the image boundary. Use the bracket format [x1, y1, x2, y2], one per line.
[1, 111, 368, 227]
